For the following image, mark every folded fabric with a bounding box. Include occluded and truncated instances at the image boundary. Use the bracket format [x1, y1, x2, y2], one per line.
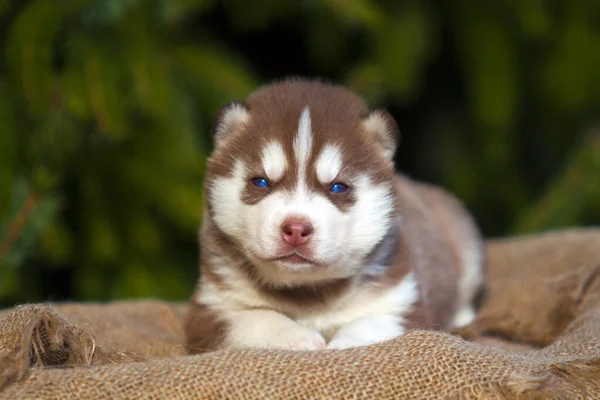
[0, 228, 599, 399]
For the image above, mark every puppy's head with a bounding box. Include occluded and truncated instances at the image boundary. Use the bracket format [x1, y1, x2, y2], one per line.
[205, 78, 399, 286]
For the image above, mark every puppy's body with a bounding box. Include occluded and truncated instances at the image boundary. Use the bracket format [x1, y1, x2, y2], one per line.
[185, 78, 485, 352]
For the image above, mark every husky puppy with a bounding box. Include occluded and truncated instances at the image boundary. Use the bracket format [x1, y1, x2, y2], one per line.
[184, 77, 486, 352]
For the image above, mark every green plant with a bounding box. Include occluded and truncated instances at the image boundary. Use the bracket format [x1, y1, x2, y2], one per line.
[1, 0, 598, 306]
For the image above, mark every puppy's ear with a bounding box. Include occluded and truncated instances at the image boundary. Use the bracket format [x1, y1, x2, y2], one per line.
[212, 101, 249, 147]
[362, 109, 400, 161]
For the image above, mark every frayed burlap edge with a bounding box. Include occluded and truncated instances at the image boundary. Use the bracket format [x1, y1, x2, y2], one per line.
[0, 304, 144, 390]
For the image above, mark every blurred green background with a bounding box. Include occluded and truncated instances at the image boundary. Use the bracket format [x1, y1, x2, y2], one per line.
[0, 0, 598, 308]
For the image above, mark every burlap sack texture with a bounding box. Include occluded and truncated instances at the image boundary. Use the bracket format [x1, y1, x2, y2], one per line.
[0, 228, 599, 399]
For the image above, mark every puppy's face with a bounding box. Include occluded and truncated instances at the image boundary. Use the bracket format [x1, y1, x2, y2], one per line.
[205, 80, 399, 286]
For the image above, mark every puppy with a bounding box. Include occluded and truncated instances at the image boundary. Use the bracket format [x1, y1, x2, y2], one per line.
[184, 77, 486, 352]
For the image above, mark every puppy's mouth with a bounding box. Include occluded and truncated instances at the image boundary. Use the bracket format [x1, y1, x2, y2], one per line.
[269, 252, 317, 265]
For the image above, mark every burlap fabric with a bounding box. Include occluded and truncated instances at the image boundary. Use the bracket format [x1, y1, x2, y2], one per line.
[1, 228, 599, 399]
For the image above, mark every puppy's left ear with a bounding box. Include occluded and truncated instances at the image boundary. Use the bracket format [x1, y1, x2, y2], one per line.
[362, 109, 400, 161]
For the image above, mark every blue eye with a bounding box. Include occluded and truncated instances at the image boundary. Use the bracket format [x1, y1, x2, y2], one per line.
[251, 177, 269, 188]
[330, 183, 348, 193]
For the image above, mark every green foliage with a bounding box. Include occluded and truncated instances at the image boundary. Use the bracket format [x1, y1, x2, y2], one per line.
[0, 0, 598, 306]
[0, 0, 257, 305]
[514, 132, 600, 233]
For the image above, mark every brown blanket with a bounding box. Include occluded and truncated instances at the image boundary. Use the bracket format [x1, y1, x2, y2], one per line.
[1, 228, 599, 399]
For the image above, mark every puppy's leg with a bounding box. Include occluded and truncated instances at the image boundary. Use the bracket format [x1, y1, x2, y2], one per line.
[450, 240, 485, 329]
[327, 314, 403, 350]
[226, 309, 326, 351]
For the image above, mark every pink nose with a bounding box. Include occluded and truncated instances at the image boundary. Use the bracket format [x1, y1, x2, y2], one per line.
[281, 219, 314, 246]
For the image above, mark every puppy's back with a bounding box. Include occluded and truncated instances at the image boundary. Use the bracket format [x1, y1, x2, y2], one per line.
[394, 174, 485, 330]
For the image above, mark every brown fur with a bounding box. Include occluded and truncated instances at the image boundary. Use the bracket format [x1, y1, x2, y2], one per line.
[183, 301, 229, 353]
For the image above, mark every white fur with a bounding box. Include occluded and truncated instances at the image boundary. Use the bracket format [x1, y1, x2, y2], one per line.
[293, 107, 313, 183]
[209, 160, 247, 239]
[209, 161, 395, 286]
[247, 188, 349, 285]
[261, 141, 287, 182]
[315, 144, 342, 184]
[297, 273, 418, 340]
[452, 307, 476, 328]
[326, 315, 403, 349]
[215, 103, 248, 143]
[451, 238, 483, 328]
[347, 175, 395, 257]
[195, 275, 325, 351]
[363, 111, 394, 160]
[195, 270, 419, 351]
[195, 269, 270, 312]
[225, 309, 326, 351]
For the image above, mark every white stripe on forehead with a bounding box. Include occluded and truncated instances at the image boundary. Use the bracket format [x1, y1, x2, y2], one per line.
[316, 144, 342, 184]
[293, 107, 313, 183]
[261, 141, 287, 181]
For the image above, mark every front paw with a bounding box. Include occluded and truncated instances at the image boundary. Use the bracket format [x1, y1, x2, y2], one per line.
[226, 310, 326, 351]
[269, 324, 327, 351]
[327, 314, 403, 350]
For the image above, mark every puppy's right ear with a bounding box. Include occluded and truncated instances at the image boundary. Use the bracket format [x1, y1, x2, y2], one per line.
[212, 101, 249, 147]
[362, 109, 399, 161]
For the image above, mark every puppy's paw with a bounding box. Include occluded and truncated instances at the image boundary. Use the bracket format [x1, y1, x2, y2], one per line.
[327, 314, 403, 350]
[450, 306, 476, 329]
[226, 310, 326, 351]
[270, 324, 327, 351]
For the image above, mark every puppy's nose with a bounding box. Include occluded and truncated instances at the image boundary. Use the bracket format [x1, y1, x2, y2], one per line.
[281, 219, 314, 246]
